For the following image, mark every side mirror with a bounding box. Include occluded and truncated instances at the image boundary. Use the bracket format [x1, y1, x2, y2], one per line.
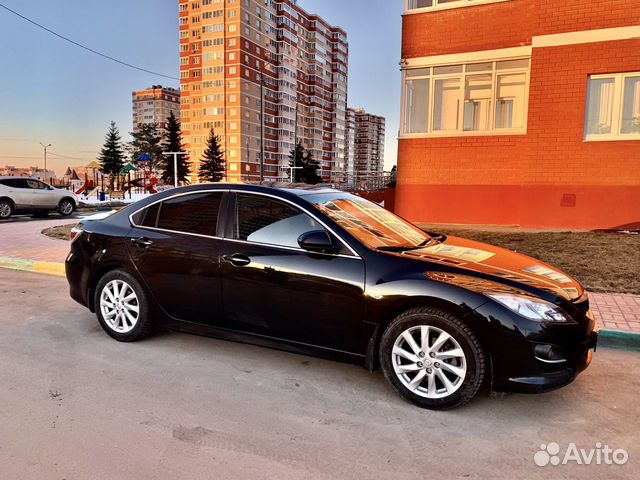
[297, 230, 335, 254]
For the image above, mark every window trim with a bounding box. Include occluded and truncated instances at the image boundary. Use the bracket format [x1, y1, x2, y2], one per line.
[400, 57, 531, 139]
[404, 0, 512, 15]
[129, 190, 226, 240]
[128, 189, 361, 259]
[584, 72, 640, 142]
[227, 190, 361, 258]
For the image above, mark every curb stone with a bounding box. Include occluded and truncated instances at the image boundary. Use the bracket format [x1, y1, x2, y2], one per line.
[0, 257, 65, 277]
[598, 329, 640, 352]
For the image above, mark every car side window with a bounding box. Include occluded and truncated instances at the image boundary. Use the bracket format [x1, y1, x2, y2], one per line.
[26, 179, 46, 190]
[234, 194, 325, 249]
[154, 192, 223, 236]
[134, 203, 161, 228]
[2, 179, 28, 188]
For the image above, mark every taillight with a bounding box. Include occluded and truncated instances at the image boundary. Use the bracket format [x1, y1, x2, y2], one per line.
[70, 224, 84, 243]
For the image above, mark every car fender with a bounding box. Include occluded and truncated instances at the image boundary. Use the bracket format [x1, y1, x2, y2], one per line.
[362, 272, 530, 372]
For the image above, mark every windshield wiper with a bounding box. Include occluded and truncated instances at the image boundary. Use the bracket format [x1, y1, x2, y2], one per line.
[376, 238, 434, 252]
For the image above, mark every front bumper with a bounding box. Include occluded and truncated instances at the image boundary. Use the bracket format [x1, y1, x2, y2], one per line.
[474, 301, 599, 394]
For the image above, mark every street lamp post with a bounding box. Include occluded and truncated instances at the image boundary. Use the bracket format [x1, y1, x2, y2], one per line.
[284, 165, 303, 184]
[163, 152, 188, 188]
[259, 73, 265, 183]
[39, 142, 51, 181]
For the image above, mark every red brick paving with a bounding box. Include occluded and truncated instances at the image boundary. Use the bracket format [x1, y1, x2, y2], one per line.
[0, 217, 72, 262]
[590, 293, 640, 334]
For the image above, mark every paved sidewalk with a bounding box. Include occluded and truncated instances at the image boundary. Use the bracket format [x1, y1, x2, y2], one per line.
[0, 217, 72, 262]
[590, 293, 640, 332]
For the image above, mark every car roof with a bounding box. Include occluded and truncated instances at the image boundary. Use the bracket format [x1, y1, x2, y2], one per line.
[163, 182, 342, 197]
[0, 176, 39, 180]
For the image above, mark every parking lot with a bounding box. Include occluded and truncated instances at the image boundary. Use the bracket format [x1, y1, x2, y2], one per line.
[0, 269, 637, 479]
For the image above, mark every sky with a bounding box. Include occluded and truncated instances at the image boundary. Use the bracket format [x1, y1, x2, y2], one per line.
[0, 0, 404, 175]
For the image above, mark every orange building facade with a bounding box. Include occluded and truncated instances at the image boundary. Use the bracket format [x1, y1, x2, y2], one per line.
[397, 0, 640, 229]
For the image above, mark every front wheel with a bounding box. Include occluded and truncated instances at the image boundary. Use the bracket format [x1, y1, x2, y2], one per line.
[58, 198, 75, 216]
[95, 270, 154, 342]
[0, 199, 13, 219]
[380, 307, 486, 410]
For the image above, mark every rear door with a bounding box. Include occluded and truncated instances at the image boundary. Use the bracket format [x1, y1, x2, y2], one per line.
[0, 178, 33, 208]
[127, 191, 226, 324]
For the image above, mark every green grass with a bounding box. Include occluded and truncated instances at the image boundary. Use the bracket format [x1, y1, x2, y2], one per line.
[425, 228, 640, 295]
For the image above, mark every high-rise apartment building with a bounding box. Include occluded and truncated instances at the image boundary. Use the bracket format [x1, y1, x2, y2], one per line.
[132, 85, 181, 133]
[344, 107, 356, 179]
[350, 108, 385, 183]
[179, 0, 349, 184]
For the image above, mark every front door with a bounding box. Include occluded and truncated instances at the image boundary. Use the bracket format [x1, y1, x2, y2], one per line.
[25, 179, 58, 208]
[127, 191, 226, 324]
[220, 192, 366, 354]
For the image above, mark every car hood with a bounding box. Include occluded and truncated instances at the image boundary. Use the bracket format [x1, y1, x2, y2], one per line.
[394, 235, 584, 301]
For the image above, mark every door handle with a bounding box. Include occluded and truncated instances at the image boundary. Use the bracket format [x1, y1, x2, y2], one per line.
[131, 237, 153, 249]
[222, 254, 251, 267]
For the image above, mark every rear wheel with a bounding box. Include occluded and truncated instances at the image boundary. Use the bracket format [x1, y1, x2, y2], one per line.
[95, 270, 154, 342]
[380, 307, 485, 410]
[0, 199, 13, 219]
[58, 198, 75, 216]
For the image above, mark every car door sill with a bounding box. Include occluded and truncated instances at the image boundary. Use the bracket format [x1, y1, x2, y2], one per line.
[165, 318, 367, 366]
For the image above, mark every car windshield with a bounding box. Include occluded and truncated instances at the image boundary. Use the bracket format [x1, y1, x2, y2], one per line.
[306, 192, 432, 250]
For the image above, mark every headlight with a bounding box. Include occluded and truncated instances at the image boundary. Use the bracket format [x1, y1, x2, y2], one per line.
[488, 294, 570, 323]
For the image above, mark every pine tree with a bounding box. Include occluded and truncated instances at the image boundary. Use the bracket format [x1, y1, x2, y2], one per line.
[98, 121, 125, 189]
[160, 111, 191, 185]
[199, 128, 226, 182]
[300, 149, 322, 185]
[130, 123, 163, 170]
[387, 165, 397, 188]
[289, 143, 322, 185]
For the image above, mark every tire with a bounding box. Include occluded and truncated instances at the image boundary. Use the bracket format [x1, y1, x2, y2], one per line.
[0, 199, 13, 219]
[58, 198, 75, 216]
[94, 270, 154, 342]
[380, 307, 485, 410]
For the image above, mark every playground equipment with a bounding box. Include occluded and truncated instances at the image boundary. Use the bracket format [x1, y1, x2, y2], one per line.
[130, 172, 159, 194]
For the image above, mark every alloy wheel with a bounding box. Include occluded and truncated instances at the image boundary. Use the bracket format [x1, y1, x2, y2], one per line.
[60, 201, 74, 215]
[99, 280, 140, 334]
[0, 202, 11, 218]
[391, 325, 467, 399]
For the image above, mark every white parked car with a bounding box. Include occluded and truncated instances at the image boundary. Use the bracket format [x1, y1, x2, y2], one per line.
[0, 176, 79, 219]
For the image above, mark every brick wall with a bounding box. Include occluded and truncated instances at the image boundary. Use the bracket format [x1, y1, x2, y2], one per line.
[397, 0, 640, 228]
[402, 0, 640, 58]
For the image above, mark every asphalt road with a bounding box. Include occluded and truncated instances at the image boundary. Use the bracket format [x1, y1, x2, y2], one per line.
[0, 270, 637, 480]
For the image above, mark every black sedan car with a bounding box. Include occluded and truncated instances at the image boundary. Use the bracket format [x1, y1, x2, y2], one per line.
[66, 184, 598, 409]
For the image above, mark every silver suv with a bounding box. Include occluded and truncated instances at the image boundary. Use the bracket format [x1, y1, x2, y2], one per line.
[0, 176, 79, 219]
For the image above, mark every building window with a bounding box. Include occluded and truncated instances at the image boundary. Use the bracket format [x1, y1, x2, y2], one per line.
[405, 0, 511, 13]
[401, 59, 530, 137]
[585, 72, 640, 141]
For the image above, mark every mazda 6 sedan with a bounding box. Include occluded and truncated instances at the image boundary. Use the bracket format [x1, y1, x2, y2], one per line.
[66, 184, 598, 409]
